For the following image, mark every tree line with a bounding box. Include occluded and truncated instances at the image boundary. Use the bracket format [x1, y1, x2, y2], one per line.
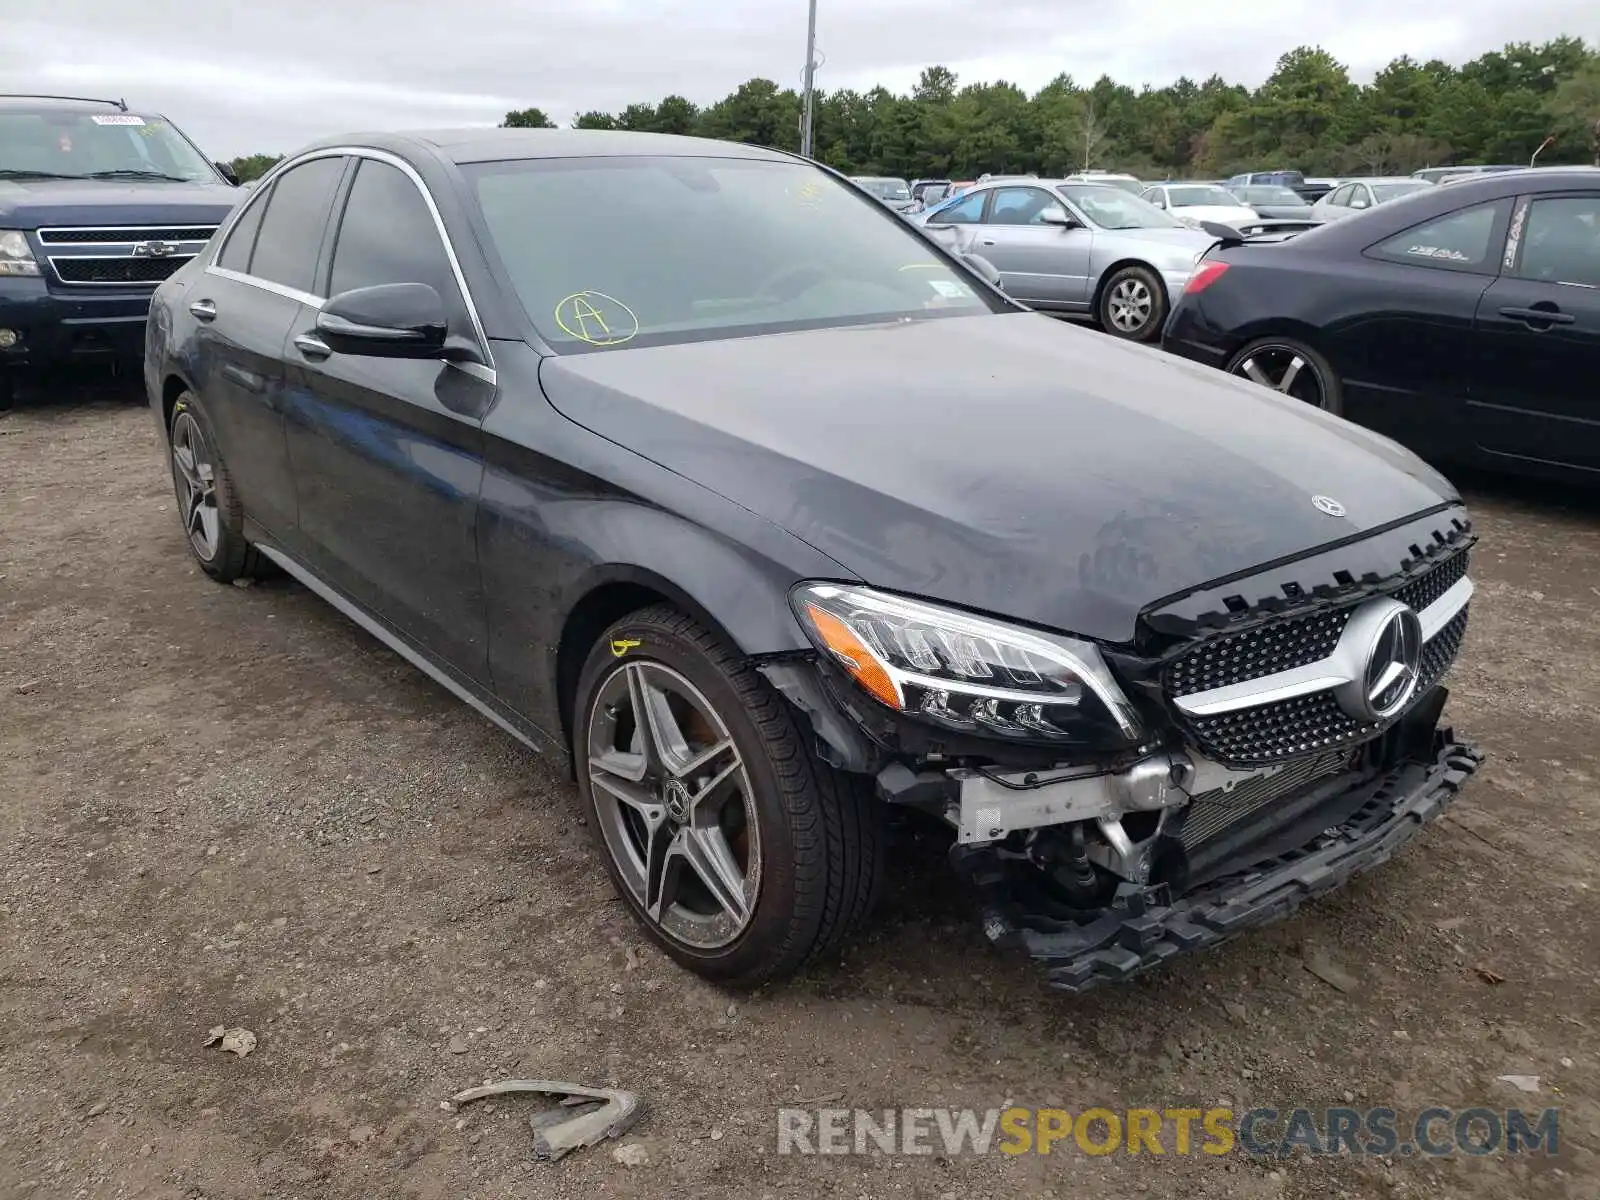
[230, 38, 1600, 184]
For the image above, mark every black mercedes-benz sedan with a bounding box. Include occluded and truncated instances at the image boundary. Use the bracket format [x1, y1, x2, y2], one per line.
[144, 129, 1481, 993]
[1163, 167, 1600, 485]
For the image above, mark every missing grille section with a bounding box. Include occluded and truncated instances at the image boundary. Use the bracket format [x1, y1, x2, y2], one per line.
[1176, 750, 1353, 850]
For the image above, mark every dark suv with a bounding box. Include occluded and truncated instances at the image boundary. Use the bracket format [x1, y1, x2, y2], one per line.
[0, 95, 241, 408]
[144, 130, 1482, 993]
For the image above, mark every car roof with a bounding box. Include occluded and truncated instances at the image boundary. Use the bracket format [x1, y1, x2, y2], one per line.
[293, 128, 793, 166]
[1337, 176, 1430, 184]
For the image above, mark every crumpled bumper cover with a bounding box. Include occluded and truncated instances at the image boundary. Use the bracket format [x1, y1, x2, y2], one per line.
[968, 734, 1484, 993]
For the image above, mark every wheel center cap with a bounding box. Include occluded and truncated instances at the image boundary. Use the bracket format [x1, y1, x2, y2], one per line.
[662, 778, 690, 825]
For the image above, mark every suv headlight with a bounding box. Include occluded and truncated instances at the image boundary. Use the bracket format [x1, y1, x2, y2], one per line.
[792, 583, 1142, 746]
[0, 230, 41, 277]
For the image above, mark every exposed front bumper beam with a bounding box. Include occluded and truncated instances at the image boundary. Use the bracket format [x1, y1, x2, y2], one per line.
[959, 733, 1484, 993]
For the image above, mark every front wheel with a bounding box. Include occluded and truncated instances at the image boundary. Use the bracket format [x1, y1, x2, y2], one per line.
[575, 605, 882, 988]
[1098, 265, 1168, 341]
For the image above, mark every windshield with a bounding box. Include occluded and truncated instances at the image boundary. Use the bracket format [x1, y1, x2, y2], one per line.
[1239, 185, 1305, 205]
[1167, 185, 1241, 208]
[1372, 181, 1432, 202]
[1055, 184, 1183, 230]
[856, 177, 911, 201]
[469, 156, 998, 353]
[0, 109, 217, 182]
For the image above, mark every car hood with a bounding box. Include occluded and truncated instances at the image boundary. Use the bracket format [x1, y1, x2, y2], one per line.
[1095, 225, 1217, 255]
[539, 313, 1457, 644]
[0, 178, 241, 228]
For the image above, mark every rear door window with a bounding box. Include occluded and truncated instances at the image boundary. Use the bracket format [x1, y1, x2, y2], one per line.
[216, 189, 268, 272]
[929, 190, 986, 224]
[248, 156, 346, 294]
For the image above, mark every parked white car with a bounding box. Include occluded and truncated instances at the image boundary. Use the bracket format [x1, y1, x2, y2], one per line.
[1309, 177, 1432, 222]
[1141, 183, 1257, 229]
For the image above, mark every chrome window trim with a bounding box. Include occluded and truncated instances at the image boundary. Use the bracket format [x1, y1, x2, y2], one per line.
[205, 145, 496, 378]
[205, 264, 323, 309]
[1173, 575, 1473, 717]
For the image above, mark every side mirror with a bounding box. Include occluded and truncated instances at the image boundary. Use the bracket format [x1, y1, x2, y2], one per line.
[961, 253, 1003, 289]
[316, 283, 450, 359]
[214, 161, 240, 186]
[1039, 208, 1080, 229]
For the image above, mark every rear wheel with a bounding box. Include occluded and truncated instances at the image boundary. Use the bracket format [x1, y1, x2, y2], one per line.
[1225, 338, 1343, 415]
[1098, 265, 1168, 342]
[0, 369, 13, 414]
[166, 390, 263, 581]
[575, 605, 882, 987]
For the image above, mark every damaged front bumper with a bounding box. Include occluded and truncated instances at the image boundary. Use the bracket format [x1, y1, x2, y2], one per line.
[955, 732, 1483, 992]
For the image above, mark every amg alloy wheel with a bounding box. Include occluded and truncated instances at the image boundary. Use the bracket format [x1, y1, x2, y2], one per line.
[587, 659, 761, 951]
[165, 391, 261, 582]
[171, 410, 222, 562]
[575, 605, 881, 986]
[1098, 265, 1167, 342]
[1226, 339, 1343, 415]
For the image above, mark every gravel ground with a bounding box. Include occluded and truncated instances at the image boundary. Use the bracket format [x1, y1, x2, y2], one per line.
[1, 378, 1597, 1200]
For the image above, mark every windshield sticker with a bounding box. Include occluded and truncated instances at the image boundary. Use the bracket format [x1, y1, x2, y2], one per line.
[90, 114, 147, 126]
[554, 291, 638, 347]
[928, 279, 974, 299]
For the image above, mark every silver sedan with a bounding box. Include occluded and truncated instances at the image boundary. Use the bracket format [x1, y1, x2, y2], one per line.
[915, 180, 1219, 341]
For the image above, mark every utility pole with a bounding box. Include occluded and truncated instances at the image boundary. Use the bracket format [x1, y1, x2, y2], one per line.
[800, 0, 818, 158]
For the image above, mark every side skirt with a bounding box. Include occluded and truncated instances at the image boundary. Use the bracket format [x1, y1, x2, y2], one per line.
[252, 543, 563, 766]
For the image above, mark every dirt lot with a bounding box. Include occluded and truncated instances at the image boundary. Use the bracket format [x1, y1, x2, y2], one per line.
[1, 379, 1597, 1200]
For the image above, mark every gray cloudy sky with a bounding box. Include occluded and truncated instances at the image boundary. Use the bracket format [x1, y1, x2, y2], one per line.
[9, 0, 1599, 157]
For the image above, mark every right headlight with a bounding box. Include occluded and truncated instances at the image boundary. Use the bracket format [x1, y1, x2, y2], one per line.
[792, 583, 1142, 747]
[0, 230, 41, 277]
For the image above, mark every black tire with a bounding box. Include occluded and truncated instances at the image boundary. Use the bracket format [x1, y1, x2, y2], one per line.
[1097, 264, 1168, 342]
[0, 369, 13, 414]
[166, 390, 264, 582]
[574, 604, 882, 988]
[1224, 337, 1344, 416]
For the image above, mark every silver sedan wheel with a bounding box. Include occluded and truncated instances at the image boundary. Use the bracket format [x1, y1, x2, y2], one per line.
[1230, 344, 1331, 410]
[585, 661, 762, 951]
[170, 411, 220, 560]
[1106, 276, 1155, 335]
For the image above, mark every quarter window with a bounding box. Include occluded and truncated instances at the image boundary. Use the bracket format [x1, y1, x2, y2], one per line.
[1514, 196, 1600, 287]
[930, 190, 985, 224]
[1367, 200, 1510, 273]
[216, 189, 268, 272]
[330, 159, 456, 301]
[248, 156, 345, 294]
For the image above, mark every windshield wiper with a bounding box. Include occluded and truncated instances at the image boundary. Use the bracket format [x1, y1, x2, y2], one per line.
[0, 168, 82, 181]
[81, 169, 191, 182]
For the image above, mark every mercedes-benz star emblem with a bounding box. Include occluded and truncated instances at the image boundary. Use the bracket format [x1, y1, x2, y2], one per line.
[1312, 494, 1347, 518]
[1334, 601, 1423, 723]
[662, 778, 691, 825]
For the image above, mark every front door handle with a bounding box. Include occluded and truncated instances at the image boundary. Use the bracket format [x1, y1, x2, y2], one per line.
[189, 298, 217, 321]
[1499, 305, 1575, 327]
[293, 333, 332, 360]
[980, 239, 997, 246]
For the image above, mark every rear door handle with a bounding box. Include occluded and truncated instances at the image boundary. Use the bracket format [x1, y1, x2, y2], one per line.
[980, 239, 997, 246]
[1499, 305, 1575, 327]
[293, 333, 332, 360]
[188, 299, 217, 321]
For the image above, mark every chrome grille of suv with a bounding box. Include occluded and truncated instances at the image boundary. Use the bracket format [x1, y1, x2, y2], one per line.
[1165, 551, 1470, 765]
[37, 224, 217, 288]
